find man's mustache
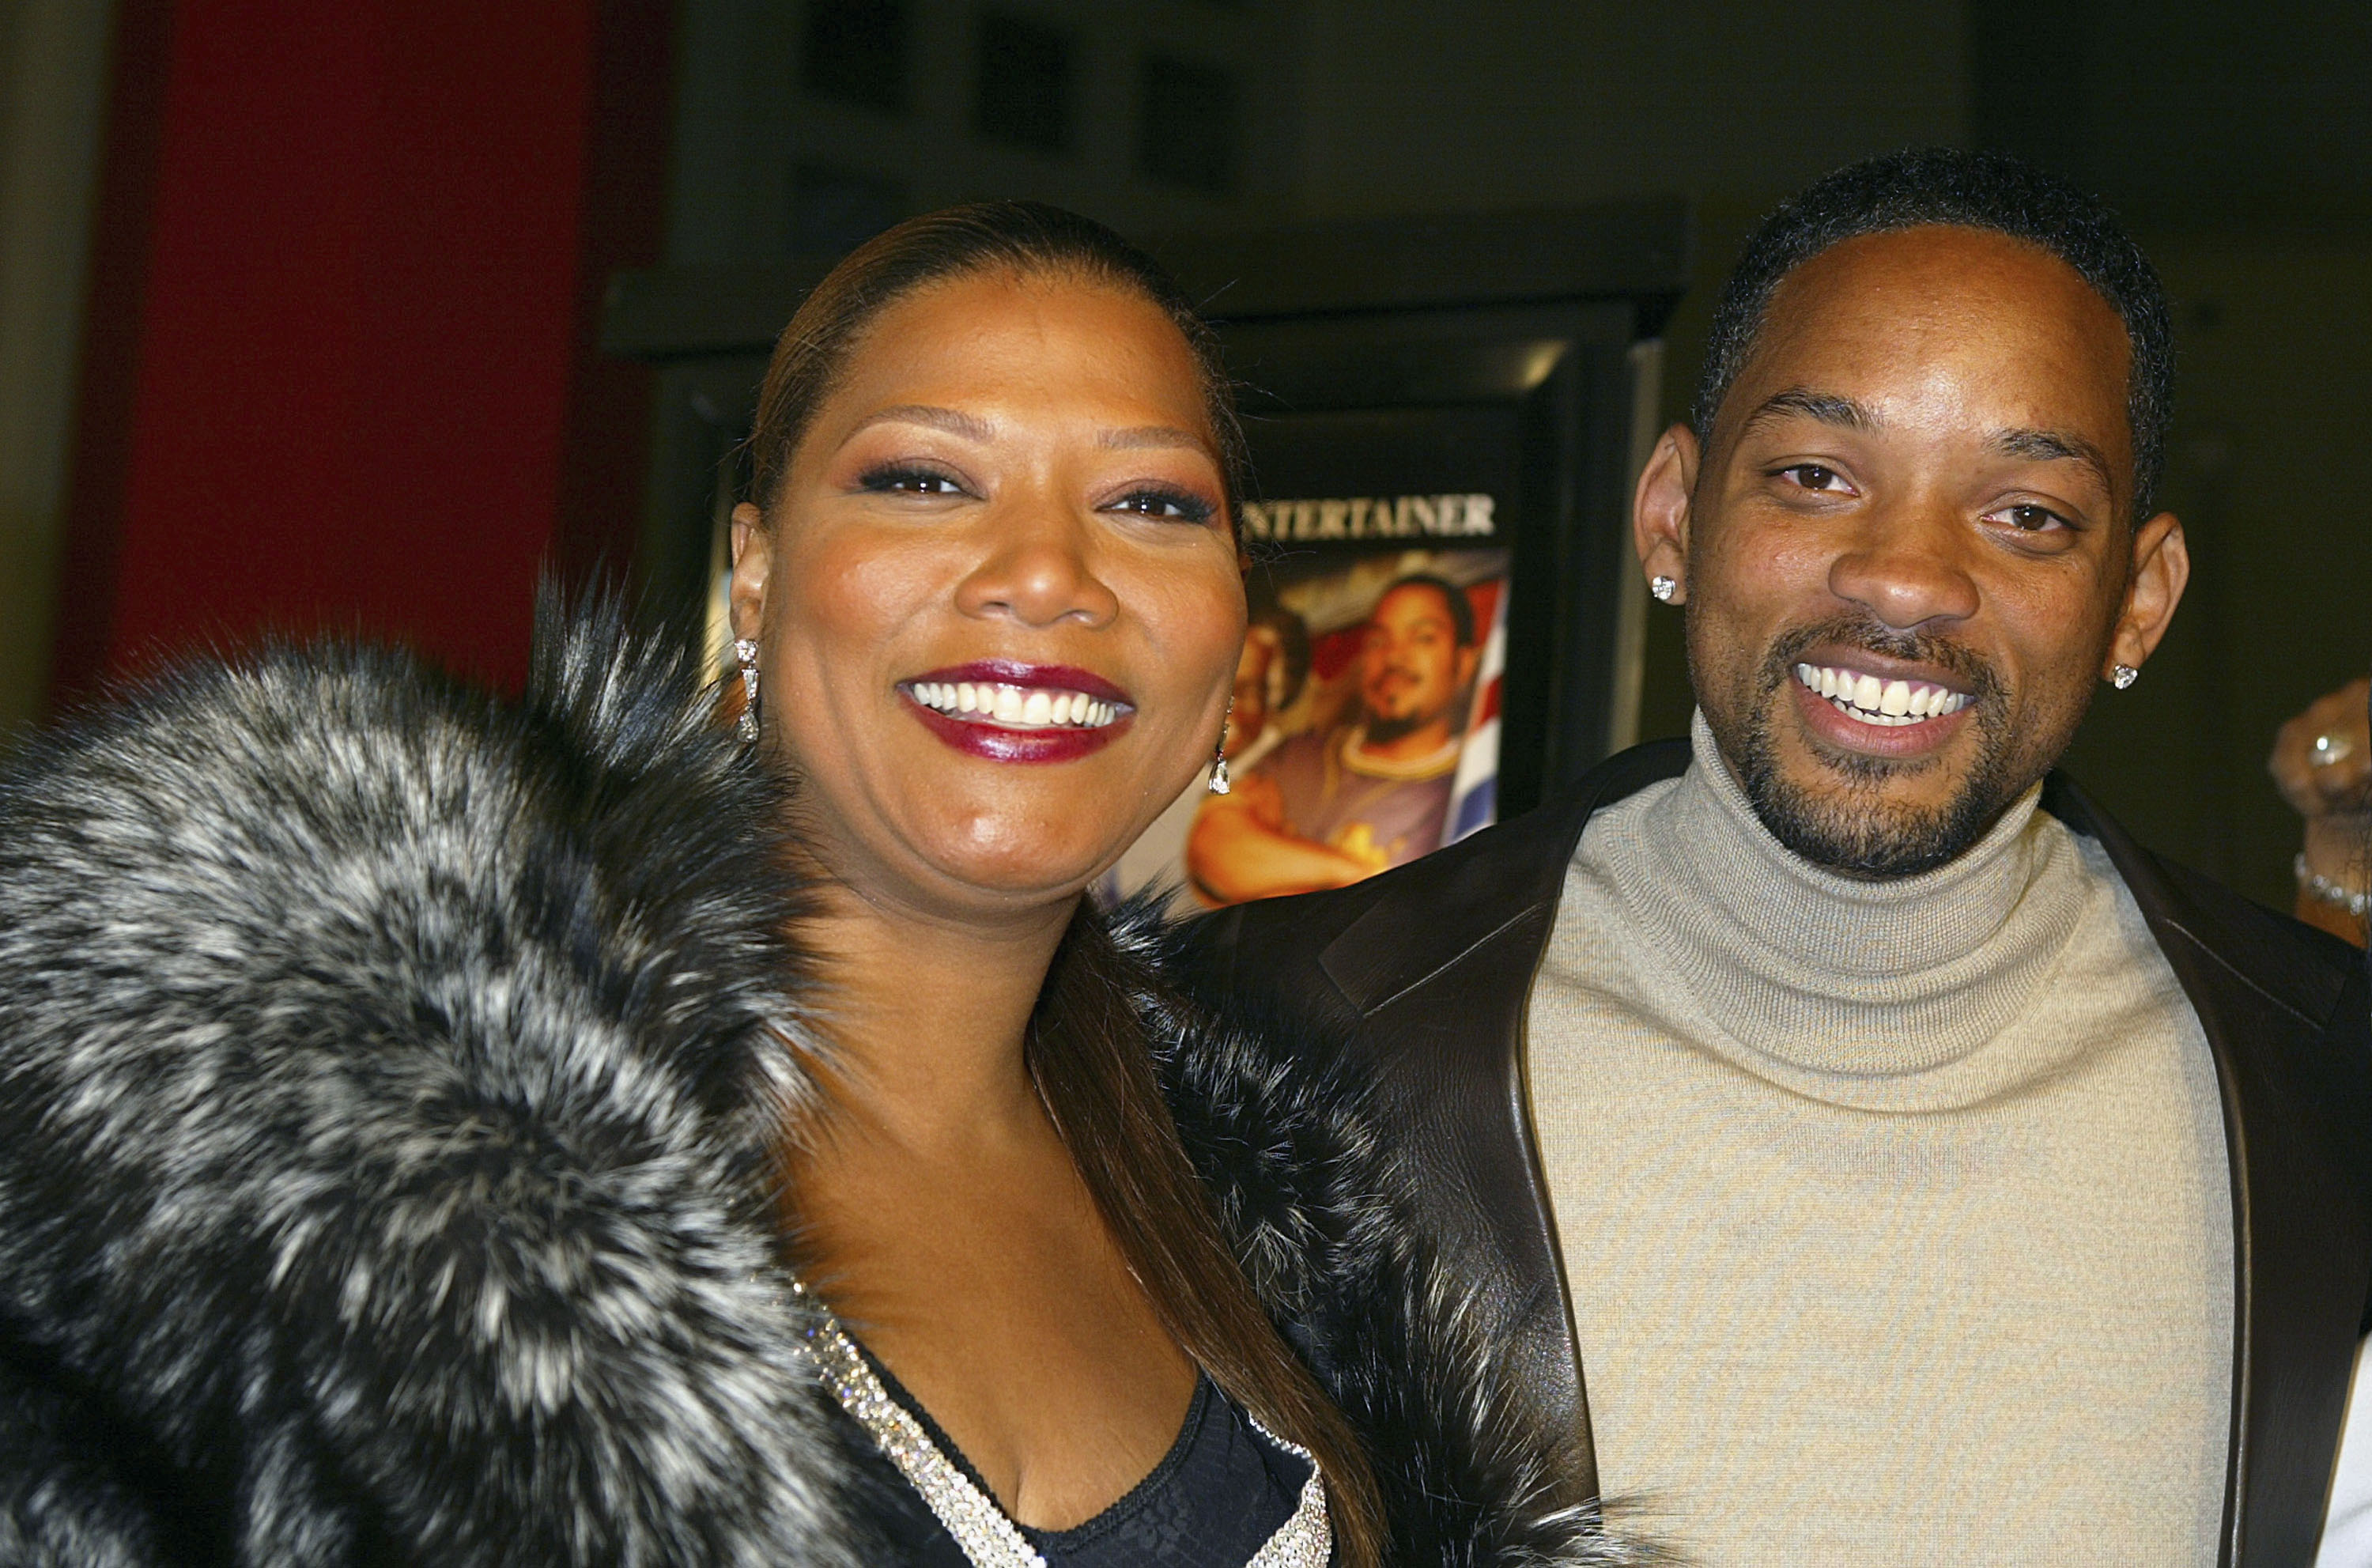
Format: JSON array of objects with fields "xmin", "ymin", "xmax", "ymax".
[{"xmin": 1760, "ymin": 613, "xmax": 2001, "ymax": 703}]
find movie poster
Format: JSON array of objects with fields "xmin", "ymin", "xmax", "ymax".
[{"xmin": 1101, "ymin": 489, "xmax": 1510, "ymax": 912}]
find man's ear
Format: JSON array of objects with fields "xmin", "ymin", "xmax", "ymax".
[
  {"xmin": 1456, "ymin": 643, "xmax": 1481, "ymax": 693},
  {"xmin": 727, "ymin": 501, "xmax": 769, "ymax": 642},
  {"xmin": 2105, "ymin": 511, "xmax": 2189, "ymax": 678},
  {"xmin": 1634, "ymin": 424, "xmax": 1700, "ymax": 603}
]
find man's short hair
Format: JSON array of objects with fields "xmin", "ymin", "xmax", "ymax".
[
  {"xmin": 1378, "ymin": 574, "xmax": 1476, "ymax": 648},
  {"xmin": 1692, "ymin": 149, "xmax": 2175, "ymax": 520}
]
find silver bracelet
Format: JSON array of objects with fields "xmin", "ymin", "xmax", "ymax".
[{"xmin": 2295, "ymin": 852, "xmax": 2372, "ymax": 918}]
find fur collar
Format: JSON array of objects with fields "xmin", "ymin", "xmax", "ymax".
[
  {"xmin": 0, "ymin": 599, "xmax": 1644, "ymax": 1565},
  {"xmin": 1116, "ymin": 910, "xmax": 1652, "ymax": 1565}
]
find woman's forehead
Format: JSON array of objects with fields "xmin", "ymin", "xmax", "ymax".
[{"xmin": 806, "ymin": 274, "xmax": 1218, "ymax": 446}]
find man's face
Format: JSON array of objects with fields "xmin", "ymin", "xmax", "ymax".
[
  {"xmin": 1656, "ymin": 225, "xmax": 2185, "ymax": 876},
  {"xmin": 1359, "ymin": 584, "xmax": 1470, "ymax": 742}
]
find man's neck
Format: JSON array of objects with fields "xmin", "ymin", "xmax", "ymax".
[
  {"xmin": 1354, "ymin": 714, "xmax": 1455, "ymax": 764},
  {"xmin": 1596, "ymin": 710, "xmax": 2068, "ymax": 1087}
]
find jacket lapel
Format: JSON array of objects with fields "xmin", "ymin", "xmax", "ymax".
[
  {"xmin": 1310, "ymin": 741, "xmax": 1692, "ymax": 1502},
  {"xmin": 2046, "ymin": 775, "xmax": 2372, "ymax": 1567}
]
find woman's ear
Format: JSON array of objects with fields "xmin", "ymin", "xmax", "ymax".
[{"xmin": 728, "ymin": 501, "xmax": 769, "ymax": 641}]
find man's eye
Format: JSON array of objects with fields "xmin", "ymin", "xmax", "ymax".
[
  {"xmin": 1996, "ymin": 503, "xmax": 2068, "ymax": 532},
  {"xmin": 1110, "ymin": 489, "xmax": 1216, "ymax": 524},
  {"xmin": 1777, "ymin": 463, "xmax": 1847, "ymax": 492}
]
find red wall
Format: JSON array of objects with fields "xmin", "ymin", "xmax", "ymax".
[{"xmin": 55, "ymin": 1, "xmax": 664, "ymax": 698}]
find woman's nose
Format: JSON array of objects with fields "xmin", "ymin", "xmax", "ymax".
[{"xmin": 951, "ymin": 500, "xmax": 1120, "ymax": 629}]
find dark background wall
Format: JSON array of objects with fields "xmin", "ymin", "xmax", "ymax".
[{"xmin": 1, "ymin": 0, "xmax": 2364, "ymax": 905}]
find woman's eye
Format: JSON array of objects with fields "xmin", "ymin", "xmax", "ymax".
[
  {"xmin": 1109, "ymin": 489, "xmax": 1217, "ymax": 524},
  {"xmin": 858, "ymin": 464, "xmax": 966, "ymax": 497}
]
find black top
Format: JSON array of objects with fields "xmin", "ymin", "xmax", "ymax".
[{"xmin": 856, "ymin": 1348, "xmax": 1312, "ymax": 1568}]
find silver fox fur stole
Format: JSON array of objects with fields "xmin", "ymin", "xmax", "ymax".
[{"xmin": 0, "ymin": 595, "xmax": 1650, "ymax": 1566}]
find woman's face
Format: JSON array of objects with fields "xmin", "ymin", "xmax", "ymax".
[{"xmin": 730, "ymin": 270, "xmax": 1246, "ymax": 923}]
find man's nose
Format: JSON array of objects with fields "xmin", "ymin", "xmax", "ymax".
[
  {"xmin": 952, "ymin": 497, "xmax": 1120, "ymax": 629},
  {"xmin": 1826, "ymin": 499, "xmax": 1981, "ymax": 632}
]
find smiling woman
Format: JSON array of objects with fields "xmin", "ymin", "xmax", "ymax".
[
  {"xmin": 0, "ymin": 201, "xmax": 1645, "ymax": 1566},
  {"xmin": 711, "ymin": 204, "xmax": 1639, "ymax": 1567},
  {"xmin": 725, "ymin": 210, "xmax": 1350, "ymax": 1564}
]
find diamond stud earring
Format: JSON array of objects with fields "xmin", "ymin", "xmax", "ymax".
[
  {"xmin": 734, "ymin": 638, "xmax": 761, "ymax": 740},
  {"xmin": 1649, "ymin": 574, "xmax": 1678, "ymax": 603},
  {"xmin": 2111, "ymin": 663, "xmax": 2139, "ymax": 690}
]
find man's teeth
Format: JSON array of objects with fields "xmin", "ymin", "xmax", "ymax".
[
  {"xmin": 1793, "ymin": 663, "xmax": 1972, "ymax": 727},
  {"xmin": 907, "ymin": 680, "xmax": 1121, "ymax": 729}
]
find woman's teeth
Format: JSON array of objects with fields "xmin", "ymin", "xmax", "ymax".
[
  {"xmin": 1794, "ymin": 663, "xmax": 1972, "ymax": 727},
  {"xmin": 907, "ymin": 680, "xmax": 1121, "ymax": 729}
]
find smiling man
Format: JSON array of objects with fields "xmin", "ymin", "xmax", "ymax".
[{"xmin": 1184, "ymin": 151, "xmax": 2372, "ymax": 1565}]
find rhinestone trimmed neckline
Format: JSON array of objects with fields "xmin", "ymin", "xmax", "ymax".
[{"xmin": 790, "ymin": 1277, "xmax": 1331, "ymax": 1568}]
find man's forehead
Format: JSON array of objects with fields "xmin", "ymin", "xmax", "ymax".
[
  {"xmin": 1718, "ymin": 225, "xmax": 2136, "ymax": 470},
  {"xmin": 1374, "ymin": 584, "xmax": 1455, "ymax": 622}
]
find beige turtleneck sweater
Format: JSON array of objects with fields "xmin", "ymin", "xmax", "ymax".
[{"xmin": 1528, "ymin": 714, "xmax": 2232, "ymax": 1565}]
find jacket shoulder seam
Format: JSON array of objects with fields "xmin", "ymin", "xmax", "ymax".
[
  {"xmin": 1350, "ymin": 898, "xmax": 1554, "ymax": 1018},
  {"xmin": 2154, "ymin": 914, "xmax": 2328, "ymax": 1030}
]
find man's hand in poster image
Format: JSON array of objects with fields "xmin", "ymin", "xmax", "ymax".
[{"xmin": 1188, "ymin": 575, "xmax": 1479, "ymax": 904}]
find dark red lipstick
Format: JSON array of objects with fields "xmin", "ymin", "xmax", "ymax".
[{"xmin": 899, "ymin": 660, "xmax": 1135, "ymax": 764}]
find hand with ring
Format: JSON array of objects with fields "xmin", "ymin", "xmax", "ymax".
[
  {"xmin": 2268, "ymin": 674, "xmax": 2370, "ymax": 942},
  {"xmin": 2269, "ymin": 675, "xmax": 2372, "ymax": 820}
]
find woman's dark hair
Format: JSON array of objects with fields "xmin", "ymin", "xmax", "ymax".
[
  {"xmin": 1694, "ymin": 147, "xmax": 2175, "ymax": 521},
  {"xmin": 746, "ymin": 200, "xmax": 1252, "ymax": 525},
  {"xmin": 750, "ymin": 202, "xmax": 1383, "ymax": 1565}
]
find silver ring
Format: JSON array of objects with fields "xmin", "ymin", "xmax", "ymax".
[{"xmin": 2311, "ymin": 733, "xmax": 2356, "ymax": 768}]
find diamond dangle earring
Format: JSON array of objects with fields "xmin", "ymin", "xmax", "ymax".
[
  {"xmin": 735, "ymin": 638, "xmax": 761, "ymax": 741},
  {"xmin": 1207, "ymin": 699, "xmax": 1233, "ymax": 795},
  {"xmin": 2111, "ymin": 663, "xmax": 2140, "ymax": 690}
]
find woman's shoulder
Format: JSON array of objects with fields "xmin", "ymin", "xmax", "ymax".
[{"xmin": 0, "ymin": 597, "xmax": 876, "ymax": 1565}]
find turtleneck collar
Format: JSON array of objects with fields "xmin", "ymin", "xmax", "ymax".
[{"xmin": 1601, "ymin": 712, "xmax": 2093, "ymax": 1101}]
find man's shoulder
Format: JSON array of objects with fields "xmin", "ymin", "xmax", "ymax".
[
  {"xmin": 2044, "ymin": 771, "xmax": 2363, "ymax": 1031},
  {"xmin": 2154, "ymin": 847, "xmax": 2361, "ymax": 1015},
  {"xmin": 1182, "ymin": 738, "xmax": 1692, "ymax": 1010}
]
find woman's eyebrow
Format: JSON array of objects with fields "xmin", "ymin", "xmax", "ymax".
[
  {"xmin": 848, "ymin": 404, "xmax": 995, "ymax": 441},
  {"xmin": 1098, "ymin": 424, "xmax": 1213, "ymax": 454}
]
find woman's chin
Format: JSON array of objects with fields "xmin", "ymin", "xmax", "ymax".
[
  {"xmin": 902, "ymin": 836, "xmax": 1126, "ymax": 914},
  {"xmin": 815, "ymin": 788, "xmax": 1154, "ymax": 923}
]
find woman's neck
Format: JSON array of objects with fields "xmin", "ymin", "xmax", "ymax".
[{"xmin": 799, "ymin": 878, "xmax": 1077, "ymax": 1154}]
